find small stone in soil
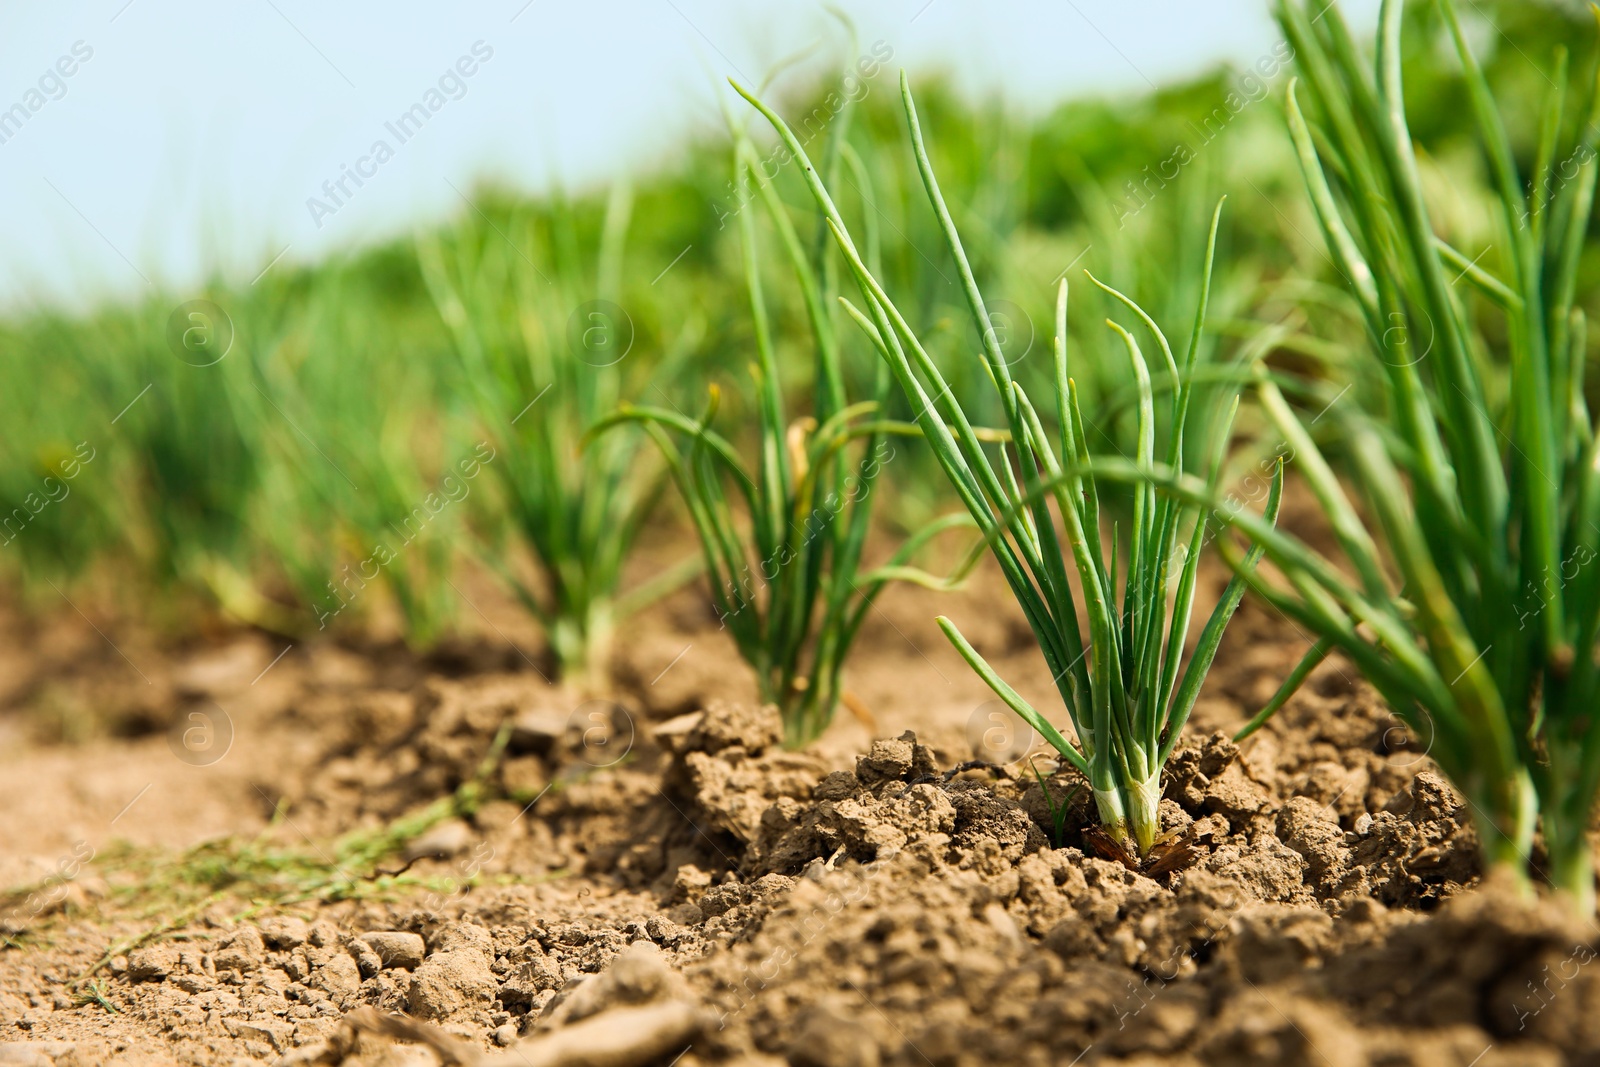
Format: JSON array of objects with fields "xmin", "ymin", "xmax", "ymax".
[
  {"xmin": 788, "ymin": 1003, "xmax": 880, "ymax": 1067},
  {"xmin": 404, "ymin": 819, "xmax": 474, "ymax": 861},
  {"xmin": 359, "ymin": 931, "xmax": 426, "ymax": 970},
  {"xmin": 258, "ymin": 916, "xmax": 309, "ymax": 949},
  {"xmin": 510, "ymin": 708, "xmax": 569, "ymax": 755},
  {"xmin": 126, "ymin": 946, "xmax": 177, "ymax": 982},
  {"xmin": 348, "ymin": 937, "xmax": 382, "ymax": 978}
]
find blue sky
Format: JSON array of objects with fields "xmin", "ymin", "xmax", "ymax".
[{"xmin": 0, "ymin": 1, "xmax": 1379, "ymax": 308}]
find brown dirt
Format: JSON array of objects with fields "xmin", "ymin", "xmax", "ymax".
[{"xmin": 0, "ymin": 553, "xmax": 1596, "ymax": 1067}]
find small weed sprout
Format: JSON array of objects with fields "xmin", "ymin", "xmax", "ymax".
[{"xmin": 1031, "ymin": 758, "xmax": 1080, "ymax": 849}]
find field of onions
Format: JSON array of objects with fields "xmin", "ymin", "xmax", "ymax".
[{"xmin": 2, "ymin": 2, "xmax": 1599, "ymax": 1065}]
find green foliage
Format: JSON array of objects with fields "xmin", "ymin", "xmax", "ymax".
[
  {"xmin": 739, "ymin": 73, "xmax": 1275, "ymax": 852},
  {"xmin": 595, "ymin": 82, "xmax": 968, "ymax": 745},
  {"xmin": 0, "ymin": 38, "xmax": 1336, "ymax": 638},
  {"xmin": 418, "ymin": 186, "xmax": 695, "ymax": 682},
  {"xmin": 1225, "ymin": 0, "xmax": 1600, "ymax": 908},
  {"xmin": 274, "ymin": 265, "xmax": 470, "ymax": 646},
  {"xmin": 4, "ymin": 292, "xmax": 274, "ymax": 623}
]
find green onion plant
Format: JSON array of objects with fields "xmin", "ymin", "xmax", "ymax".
[
  {"xmin": 78, "ymin": 294, "xmax": 271, "ymax": 627},
  {"xmin": 270, "ymin": 267, "xmax": 467, "ymax": 646},
  {"xmin": 739, "ymin": 73, "xmax": 1278, "ymax": 853},
  {"xmin": 0, "ymin": 315, "xmax": 121, "ymax": 595},
  {"xmin": 419, "ymin": 186, "xmax": 693, "ymax": 685},
  {"xmin": 593, "ymin": 86, "xmax": 969, "ymax": 746},
  {"xmin": 1224, "ymin": 0, "xmax": 1600, "ymax": 909}
]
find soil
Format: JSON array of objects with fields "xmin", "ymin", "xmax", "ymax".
[{"xmin": 1, "ymin": 541, "xmax": 1597, "ymax": 1067}]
